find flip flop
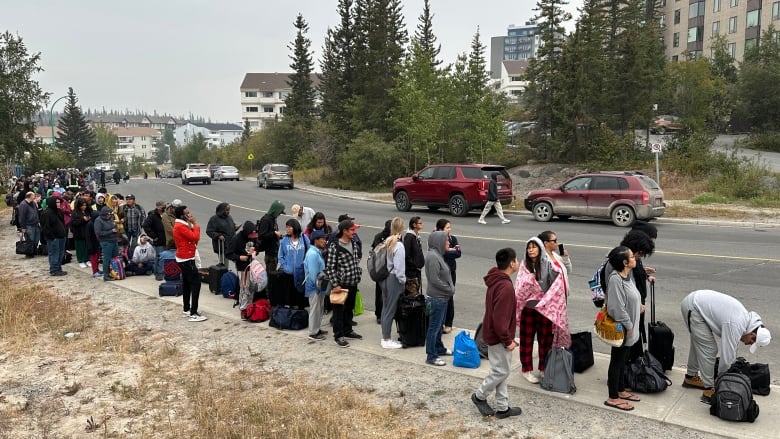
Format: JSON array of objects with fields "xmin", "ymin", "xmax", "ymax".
[
  {"xmin": 619, "ymin": 393, "xmax": 640, "ymax": 402},
  {"xmin": 604, "ymin": 400, "xmax": 634, "ymax": 411}
]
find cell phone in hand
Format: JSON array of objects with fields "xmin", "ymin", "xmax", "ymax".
[{"xmin": 558, "ymin": 243, "xmax": 565, "ymax": 255}]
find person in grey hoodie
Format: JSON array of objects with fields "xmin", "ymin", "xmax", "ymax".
[
  {"xmin": 424, "ymin": 230, "xmax": 455, "ymax": 366},
  {"xmin": 94, "ymin": 206, "xmax": 120, "ymax": 281}
]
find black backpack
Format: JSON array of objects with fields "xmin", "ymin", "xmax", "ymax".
[{"xmin": 710, "ymin": 372, "xmax": 759, "ymax": 422}]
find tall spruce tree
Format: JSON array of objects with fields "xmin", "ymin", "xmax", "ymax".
[
  {"xmin": 319, "ymin": 0, "xmax": 356, "ymax": 149},
  {"xmin": 286, "ymin": 14, "xmax": 317, "ymax": 124},
  {"xmin": 56, "ymin": 87, "xmax": 98, "ymax": 168},
  {"xmin": 241, "ymin": 118, "xmax": 251, "ymax": 143}
]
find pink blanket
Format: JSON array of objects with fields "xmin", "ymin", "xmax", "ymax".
[{"xmin": 515, "ymin": 262, "xmax": 571, "ymax": 348}]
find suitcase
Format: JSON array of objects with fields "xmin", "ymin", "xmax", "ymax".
[
  {"xmin": 198, "ymin": 267, "xmax": 210, "ymax": 283},
  {"xmin": 648, "ymin": 282, "xmax": 675, "ymax": 371},
  {"xmin": 158, "ymin": 280, "xmax": 183, "ymax": 297},
  {"xmin": 267, "ymin": 270, "xmax": 308, "ymax": 308},
  {"xmin": 395, "ymin": 294, "xmax": 427, "ymax": 348},
  {"xmin": 162, "ymin": 258, "xmax": 182, "ymax": 281},
  {"xmin": 209, "ymin": 240, "xmax": 229, "ymax": 294}
]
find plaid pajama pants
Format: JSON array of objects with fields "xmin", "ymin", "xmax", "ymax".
[{"xmin": 518, "ymin": 306, "xmax": 554, "ymax": 372}]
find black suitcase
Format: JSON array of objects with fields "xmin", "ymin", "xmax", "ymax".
[
  {"xmin": 267, "ymin": 270, "xmax": 307, "ymax": 308},
  {"xmin": 208, "ymin": 240, "xmax": 228, "ymax": 294},
  {"xmin": 395, "ymin": 294, "xmax": 427, "ymax": 348},
  {"xmin": 648, "ymin": 282, "xmax": 675, "ymax": 371},
  {"xmin": 158, "ymin": 280, "xmax": 183, "ymax": 297}
]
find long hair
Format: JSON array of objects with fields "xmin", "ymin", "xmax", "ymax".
[
  {"xmin": 524, "ymin": 240, "xmax": 542, "ymax": 281},
  {"xmin": 306, "ymin": 211, "xmax": 329, "ymax": 234},
  {"xmin": 285, "ymin": 218, "xmax": 302, "ymax": 238},
  {"xmin": 435, "ymin": 218, "xmax": 450, "ymax": 231},
  {"xmin": 384, "ymin": 217, "xmax": 405, "ymax": 256}
]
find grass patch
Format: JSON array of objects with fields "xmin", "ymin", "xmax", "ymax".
[{"xmin": 691, "ymin": 192, "xmax": 736, "ymax": 204}]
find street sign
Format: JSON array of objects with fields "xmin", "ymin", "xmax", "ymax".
[
  {"xmin": 247, "ymin": 153, "xmax": 254, "ymax": 160},
  {"xmin": 651, "ymin": 143, "xmax": 662, "ymax": 153}
]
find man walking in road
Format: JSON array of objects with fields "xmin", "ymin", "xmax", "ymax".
[{"xmin": 478, "ymin": 173, "xmax": 510, "ymax": 225}]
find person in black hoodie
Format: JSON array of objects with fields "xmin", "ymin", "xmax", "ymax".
[
  {"xmin": 142, "ymin": 201, "xmax": 167, "ymax": 280},
  {"xmin": 206, "ymin": 202, "xmax": 237, "ymax": 265},
  {"xmin": 256, "ymin": 200, "xmax": 284, "ymax": 269},
  {"xmin": 226, "ymin": 220, "xmax": 258, "ymax": 273},
  {"xmin": 402, "ymin": 216, "xmax": 425, "ymax": 295},
  {"xmin": 477, "ymin": 173, "xmax": 510, "ymax": 225},
  {"xmin": 70, "ymin": 197, "xmax": 93, "ymax": 267},
  {"xmin": 40, "ymin": 196, "xmax": 68, "ymax": 276}
]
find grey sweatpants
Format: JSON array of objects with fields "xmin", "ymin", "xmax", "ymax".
[
  {"xmin": 308, "ymin": 293, "xmax": 325, "ymax": 337},
  {"xmin": 681, "ymin": 298, "xmax": 718, "ymax": 388},
  {"xmin": 381, "ymin": 273, "xmax": 404, "ymax": 340},
  {"xmin": 475, "ymin": 343, "xmax": 512, "ymax": 411}
]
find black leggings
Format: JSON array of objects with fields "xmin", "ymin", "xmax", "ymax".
[
  {"xmin": 178, "ymin": 259, "xmax": 201, "ymax": 315},
  {"xmin": 608, "ymin": 345, "xmax": 631, "ymax": 399}
]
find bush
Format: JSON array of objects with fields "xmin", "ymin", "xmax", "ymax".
[
  {"xmin": 337, "ymin": 131, "xmax": 403, "ymax": 190},
  {"xmin": 581, "ymin": 128, "xmax": 653, "ymax": 170},
  {"xmin": 740, "ymin": 131, "xmax": 780, "ymax": 153},
  {"xmin": 661, "ymin": 130, "xmax": 717, "ymax": 177},
  {"xmin": 707, "ymin": 149, "xmax": 772, "ymax": 199}
]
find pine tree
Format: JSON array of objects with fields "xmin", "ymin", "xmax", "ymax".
[
  {"xmin": 414, "ymin": 0, "xmax": 441, "ymax": 68},
  {"xmin": 286, "ymin": 13, "xmax": 317, "ymax": 123},
  {"xmin": 319, "ymin": 0, "xmax": 356, "ymax": 148},
  {"xmin": 241, "ymin": 118, "xmax": 251, "ymax": 143},
  {"xmin": 56, "ymin": 87, "xmax": 98, "ymax": 169}
]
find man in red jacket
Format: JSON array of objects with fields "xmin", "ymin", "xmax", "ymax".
[{"xmin": 472, "ymin": 248, "xmax": 521, "ymax": 419}]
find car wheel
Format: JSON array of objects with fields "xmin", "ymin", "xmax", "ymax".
[
  {"xmin": 427, "ymin": 206, "xmax": 440, "ymax": 211},
  {"xmin": 394, "ymin": 191, "xmax": 411, "ymax": 212},
  {"xmin": 532, "ymin": 202, "xmax": 553, "ymax": 222},
  {"xmin": 263, "ymin": 179, "xmax": 268, "ymax": 189},
  {"xmin": 257, "ymin": 178, "xmax": 261, "ymax": 188},
  {"xmin": 206, "ymin": 179, "xmax": 211, "ymax": 185},
  {"xmin": 449, "ymin": 194, "xmax": 469, "ymax": 217},
  {"xmin": 289, "ymin": 183, "xmax": 294, "ymax": 189},
  {"xmin": 611, "ymin": 205, "xmax": 635, "ymax": 227}
]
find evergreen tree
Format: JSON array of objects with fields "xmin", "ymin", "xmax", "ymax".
[
  {"xmin": 319, "ymin": 0, "xmax": 355, "ymax": 137},
  {"xmin": 414, "ymin": 0, "xmax": 441, "ymax": 68},
  {"xmin": 56, "ymin": 87, "xmax": 98, "ymax": 168},
  {"xmin": 241, "ymin": 118, "xmax": 251, "ymax": 143},
  {"xmin": 735, "ymin": 25, "xmax": 780, "ymax": 131},
  {"xmin": 286, "ymin": 13, "xmax": 317, "ymax": 123},
  {"xmin": 0, "ymin": 31, "xmax": 49, "ymax": 161}
]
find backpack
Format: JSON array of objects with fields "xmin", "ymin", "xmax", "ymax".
[
  {"xmin": 366, "ymin": 242, "xmax": 390, "ymax": 282},
  {"xmin": 588, "ymin": 258, "xmax": 609, "ymax": 308},
  {"xmin": 220, "ymin": 271, "xmax": 240, "ymax": 299},
  {"xmin": 710, "ymin": 372, "xmax": 759, "ymax": 422},
  {"xmin": 241, "ymin": 299, "xmax": 271, "ymax": 322}
]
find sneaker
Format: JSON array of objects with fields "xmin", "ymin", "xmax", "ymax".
[
  {"xmin": 495, "ymin": 407, "xmax": 522, "ymax": 419},
  {"xmin": 344, "ymin": 331, "xmax": 363, "ymax": 340},
  {"xmin": 351, "ymin": 320, "xmax": 358, "ymax": 326},
  {"xmin": 182, "ymin": 310, "xmax": 191, "ymax": 317},
  {"xmin": 86, "ymin": 261, "xmax": 92, "ymax": 267},
  {"xmin": 376, "ymin": 317, "xmax": 381, "ymax": 324},
  {"xmin": 438, "ymin": 348, "xmax": 453, "ymax": 356},
  {"xmin": 335, "ymin": 337, "xmax": 350, "ymax": 348},
  {"xmin": 316, "ymin": 329, "xmax": 329, "ymax": 336},
  {"xmin": 93, "ymin": 272, "xmax": 102, "ymax": 278},
  {"xmin": 308, "ymin": 333, "xmax": 326, "ymax": 341},
  {"xmin": 522, "ymin": 371, "xmax": 540, "ymax": 384},
  {"xmin": 683, "ymin": 374, "xmax": 705, "ymax": 389},
  {"xmin": 534, "ymin": 370, "xmax": 544, "ymax": 380},
  {"xmin": 381, "ymin": 339, "xmax": 403, "ymax": 349},
  {"xmin": 189, "ymin": 313, "xmax": 207, "ymax": 322},
  {"xmin": 51, "ymin": 271, "xmax": 67, "ymax": 276},
  {"xmin": 103, "ymin": 277, "xmax": 114, "ymax": 282},
  {"xmin": 155, "ymin": 275, "xmax": 164, "ymax": 281},
  {"xmin": 79, "ymin": 262, "xmax": 87, "ymax": 268},
  {"xmin": 501, "ymin": 219, "xmax": 511, "ymax": 224},
  {"xmin": 471, "ymin": 393, "xmax": 495, "ymax": 416},
  {"xmin": 701, "ymin": 388, "xmax": 714, "ymax": 404},
  {"xmin": 477, "ymin": 219, "xmax": 487, "ymax": 225}
]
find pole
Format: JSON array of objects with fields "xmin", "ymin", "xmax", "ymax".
[
  {"xmin": 655, "ymin": 152, "xmax": 660, "ymax": 184},
  {"xmin": 49, "ymin": 95, "xmax": 69, "ymax": 147}
]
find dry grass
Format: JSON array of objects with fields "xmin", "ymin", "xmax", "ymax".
[
  {"xmin": 658, "ymin": 172, "xmax": 709, "ymax": 200},
  {"xmin": 0, "ymin": 274, "xmax": 469, "ymax": 438}
]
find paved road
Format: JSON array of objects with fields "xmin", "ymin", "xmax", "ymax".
[{"xmin": 118, "ymin": 177, "xmax": 780, "ymax": 381}]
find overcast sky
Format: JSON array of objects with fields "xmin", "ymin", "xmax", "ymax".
[{"xmin": 5, "ymin": 0, "xmax": 582, "ymax": 123}]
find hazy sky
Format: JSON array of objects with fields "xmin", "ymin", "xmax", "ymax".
[{"xmin": 5, "ymin": 0, "xmax": 582, "ymax": 123}]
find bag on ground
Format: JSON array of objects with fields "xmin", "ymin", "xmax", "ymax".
[
  {"xmin": 570, "ymin": 331, "xmax": 594, "ymax": 373},
  {"xmin": 241, "ymin": 299, "xmax": 271, "ymax": 322},
  {"xmin": 15, "ymin": 234, "xmax": 35, "ymax": 256},
  {"xmin": 158, "ymin": 280, "xmax": 183, "ymax": 297},
  {"xmin": 366, "ymin": 242, "xmax": 390, "ymax": 282},
  {"xmin": 452, "ymin": 330, "xmax": 480, "ymax": 368},
  {"xmin": 395, "ymin": 294, "xmax": 427, "ymax": 348},
  {"xmin": 710, "ymin": 372, "xmax": 759, "ymax": 422},
  {"xmin": 220, "ymin": 271, "xmax": 239, "ymax": 299},
  {"xmin": 162, "ymin": 258, "xmax": 182, "ymax": 281},
  {"xmin": 647, "ymin": 282, "xmax": 675, "ymax": 371},
  {"xmin": 541, "ymin": 347, "xmax": 577, "ymax": 394},
  {"xmin": 269, "ymin": 306, "xmax": 308, "ymax": 330},
  {"xmin": 109, "ymin": 256, "xmax": 125, "ymax": 280},
  {"xmin": 353, "ymin": 290, "xmax": 364, "ymax": 316},
  {"xmin": 623, "ymin": 348, "xmax": 672, "ymax": 393},
  {"xmin": 728, "ymin": 357, "xmax": 771, "ymax": 396}
]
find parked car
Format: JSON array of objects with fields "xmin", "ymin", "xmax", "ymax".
[
  {"xmin": 213, "ymin": 166, "xmax": 240, "ymax": 181},
  {"xmin": 181, "ymin": 163, "xmax": 211, "ymax": 185},
  {"xmin": 165, "ymin": 169, "xmax": 181, "ymax": 179},
  {"xmin": 650, "ymin": 115, "xmax": 683, "ymax": 134},
  {"xmin": 257, "ymin": 163, "xmax": 293, "ymax": 189},
  {"xmin": 392, "ymin": 164, "xmax": 513, "ymax": 217},
  {"xmin": 523, "ymin": 171, "xmax": 665, "ymax": 227},
  {"xmin": 207, "ymin": 163, "xmax": 222, "ymax": 177}
]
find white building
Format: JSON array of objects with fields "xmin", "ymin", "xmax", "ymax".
[
  {"xmin": 240, "ymin": 72, "xmax": 320, "ymax": 131},
  {"xmin": 174, "ymin": 122, "xmax": 243, "ymax": 148},
  {"xmin": 496, "ymin": 60, "xmax": 529, "ymax": 103},
  {"xmin": 113, "ymin": 127, "xmax": 162, "ymax": 162}
]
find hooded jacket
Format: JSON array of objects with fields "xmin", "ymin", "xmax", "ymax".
[
  {"xmin": 132, "ymin": 234, "xmax": 156, "ymax": 263},
  {"xmin": 70, "ymin": 199, "xmax": 93, "ymax": 240},
  {"xmin": 226, "ymin": 220, "xmax": 257, "ymax": 272},
  {"xmin": 206, "ymin": 202, "xmax": 237, "ymax": 253},
  {"xmin": 425, "ymin": 231, "xmax": 454, "ymax": 299},
  {"xmin": 40, "ymin": 196, "xmax": 66, "ymax": 240},
  {"xmin": 173, "ymin": 219, "xmax": 200, "ymax": 261},
  {"xmin": 94, "ymin": 206, "xmax": 119, "ymax": 242},
  {"xmin": 257, "ymin": 200, "xmax": 284, "ymax": 253},
  {"xmin": 403, "ymin": 229, "xmax": 425, "ymax": 279},
  {"xmin": 481, "ymin": 267, "xmax": 517, "ymax": 347},
  {"xmin": 487, "ymin": 173, "xmax": 499, "ymax": 201}
]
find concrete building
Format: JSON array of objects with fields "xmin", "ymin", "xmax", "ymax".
[
  {"xmin": 113, "ymin": 127, "xmax": 162, "ymax": 162},
  {"xmin": 174, "ymin": 122, "xmax": 243, "ymax": 148},
  {"xmin": 88, "ymin": 113, "xmax": 181, "ymax": 131},
  {"xmin": 659, "ymin": 0, "xmax": 780, "ymax": 62},
  {"xmin": 490, "ymin": 21, "xmax": 541, "ymax": 78},
  {"xmin": 239, "ymin": 72, "xmax": 320, "ymax": 131},
  {"xmin": 495, "ymin": 60, "xmax": 530, "ymax": 103}
]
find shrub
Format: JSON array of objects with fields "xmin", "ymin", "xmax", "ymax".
[
  {"xmin": 661, "ymin": 130, "xmax": 717, "ymax": 177},
  {"xmin": 581, "ymin": 128, "xmax": 653, "ymax": 170},
  {"xmin": 740, "ymin": 131, "xmax": 780, "ymax": 153},
  {"xmin": 338, "ymin": 131, "xmax": 403, "ymax": 190}
]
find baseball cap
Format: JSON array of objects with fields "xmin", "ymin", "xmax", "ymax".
[
  {"xmin": 750, "ymin": 327, "xmax": 771, "ymax": 354},
  {"xmin": 338, "ymin": 219, "xmax": 360, "ymax": 232},
  {"xmin": 168, "ymin": 199, "xmax": 182, "ymax": 208},
  {"xmin": 338, "ymin": 213, "xmax": 355, "ymax": 222},
  {"xmin": 126, "ymin": 194, "xmax": 135, "ymax": 200},
  {"xmin": 291, "ymin": 204, "xmax": 302, "ymax": 215},
  {"xmin": 311, "ymin": 230, "xmax": 327, "ymax": 241}
]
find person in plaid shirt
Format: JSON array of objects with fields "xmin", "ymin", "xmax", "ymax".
[
  {"xmin": 122, "ymin": 194, "xmax": 146, "ymax": 240},
  {"xmin": 324, "ymin": 219, "xmax": 363, "ymax": 347}
]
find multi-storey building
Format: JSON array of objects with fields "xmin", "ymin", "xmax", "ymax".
[
  {"xmin": 493, "ymin": 60, "xmax": 529, "ymax": 103},
  {"xmin": 490, "ymin": 21, "xmax": 541, "ymax": 78},
  {"xmin": 113, "ymin": 127, "xmax": 162, "ymax": 161},
  {"xmin": 240, "ymin": 73, "xmax": 320, "ymax": 131},
  {"xmin": 660, "ymin": 0, "xmax": 780, "ymax": 62},
  {"xmin": 174, "ymin": 122, "xmax": 243, "ymax": 148}
]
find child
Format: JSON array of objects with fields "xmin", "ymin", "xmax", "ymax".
[
  {"xmin": 471, "ymin": 248, "xmax": 522, "ymax": 419},
  {"xmin": 129, "ymin": 234, "xmax": 155, "ymax": 275}
]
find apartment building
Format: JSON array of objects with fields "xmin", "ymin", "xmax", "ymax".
[
  {"xmin": 494, "ymin": 60, "xmax": 530, "ymax": 103},
  {"xmin": 113, "ymin": 127, "xmax": 162, "ymax": 161},
  {"xmin": 173, "ymin": 122, "xmax": 242, "ymax": 148},
  {"xmin": 240, "ymin": 73, "xmax": 320, "ymax": 131},
  {"xmin": 660, "ymin": 0, "xmax": 780, "ymax": 62},
  {"xmin": 88, "ymin": 113, "xmax": 181, "ymax": 131},
  {"xmin": 490, "ymin": 21, "xmax": 541, "ymax": 79}
]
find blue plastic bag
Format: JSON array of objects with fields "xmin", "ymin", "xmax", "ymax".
[{"xmin": 453, "ymin": 330, "xmax": 481, "ymax": 369}]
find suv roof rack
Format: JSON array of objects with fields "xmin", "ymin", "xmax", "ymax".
[{"xmin": 597, "ymin": 171, "xmax": 645, "ymax": 175}]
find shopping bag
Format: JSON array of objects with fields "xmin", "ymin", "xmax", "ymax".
[
  {"xmin": 453, "ymin": 330, "xmax": 480, "ymax": 369},
  {"xmin": 353, "ymin": 290, "xmax": 364, "ymax": 316}
]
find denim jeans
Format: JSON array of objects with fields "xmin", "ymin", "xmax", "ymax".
[
  {"xmin": 425, "ymin": 296, "xmax": 449, "ymax": 363},
  {"xmin": 154, "ymin": 246, "xmax": 166, "ymax": 277},
  {"xmin": 100, "ymin": 240, "xmax": 119, "ymax": 280},
  {"xmin": 26, "ymin": 225, "xmax": 41, "ymax": 251},
  {"xmin": 47, "ymin": 237, "xmax": 65, "ymax": 274}
]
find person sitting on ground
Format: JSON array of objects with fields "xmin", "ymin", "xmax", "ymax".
[{"xmin": 129, "ymin": 233, "xmax": 156, "ymax": 275}]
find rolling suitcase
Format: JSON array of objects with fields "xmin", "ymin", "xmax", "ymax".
[
  {"xmin": 267, "ymin": 270, "xmax": 307, "ymax": 308},
  {"xmin": 158, "ymin": 280, "xmax": 183, "ymax": 297},
  {"xmin": 209, "ymin": 240, "xmax": 229, "ymax": 294},
  {"xmin": 395, "ymin": 294, "xmax": 427, "ymax": 348},
  {"xmin": 648, "ymin": 282, "xmax": 675, "ymax": 371}
]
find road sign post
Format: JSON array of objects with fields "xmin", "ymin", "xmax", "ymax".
[
  {"xmin": 247, "ymin": 153, "xmax": 254, "ymax": 173},
  {"xmin": 651, "ymin": 143, "xmax": 662, "ymax": 183}
]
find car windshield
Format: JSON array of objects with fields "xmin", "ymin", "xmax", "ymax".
[
  {"xmin": 221, "ymin": 166, "xmax": 237, "ymax": 172},
  {"xmin": 270, "ymin": 165, "xmax": 290, "ymax": 173}
]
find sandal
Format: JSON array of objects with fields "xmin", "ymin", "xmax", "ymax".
[
  {"xmin": 619, "ymin": 392, "xmax": 640, "ymax": 402},
  {"xmin": 604, "ymin": 400, "xmax": 634, "ymax": 411},
  {"xmin": 427, "ymin": 358, "xmax": 446, "ymax": 366}
]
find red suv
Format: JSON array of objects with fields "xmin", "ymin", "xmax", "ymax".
[
  {"xmin": 393, "ymin": 164, "xmax": 513, "ymax": 217},
  {"xmin": 524, "ymin": 171, "xmax": 665, "ymax": 226}
]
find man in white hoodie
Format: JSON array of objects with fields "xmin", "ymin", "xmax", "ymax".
[{"xmin": 130, "ymin": 233, "xmax": 156, "ymax": 275}]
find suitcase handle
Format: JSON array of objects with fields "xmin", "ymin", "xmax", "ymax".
[
  {"xmin": 650, "ymin": 280, "xmax": 656, "ymax": 324},
  {"xmin": 218, "ymin": 238, "xmax": 225, "ymax": 265}
]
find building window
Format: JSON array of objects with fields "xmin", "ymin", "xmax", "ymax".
[
  {"xmin": 244, "ymin": 91, "xmax": 257, "ymax": 98},
  {"xmin": 263, "ymin": 92, "xmax": 273, "ymax": 98},
  {"xmin": 689, "ymin": 1, "xmax": 705, "ymax": 17},
  {"xmin": 730, "ymin": 0, "xmax": 738, "ymax": 6},
  {"xmin": 746, "ymin": 10, "xmax": 760, "ymax": 28},
  {"xmin": 249, "ymin": 121, "xmax": 259, "ymax": 127},
  {"xmin": 774, "ymin": 2, "xmax": 780, "ymax": 20},
  {"xmin": 660, "ymin": 14, "xmax": 666, "ymax": 27},
  {"xmin": 673, "ymin": 32, "xmax": 680, "ymax": 47},
  {"xmin": 729, "ymin": 16, "xmax": 737, "ymax": 33},
  {"xmin": 263, "ymin": 106, "xmax": 274, "ymax": 113},
  {"xmin": 728, "ymin": 42, "xmax": 736, "ymax": 57},
  {"xmin": 674, "ymin": 9, "xmax": 681, "ymax": 24},
  {"xmin": 245, "ymin": 106, "xmax": 258, "ymax": 112},
  {"xmin": 714, "ymin": 0, "xmax": 721, "ymax": 12},
  {"xmin": 713, "ymin": 21, "xmax": 720, "ymax": 35},
  {"xmin": 745, "ymin": 38, "xmax": 758, "ymax": 51},
  {"xmin": 688, "ymin": 26, "xmax": 704, "ymax": 43},
  {"xmin": 672, "ymin": 55, "xmax": 679, "ymax": 62}
]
